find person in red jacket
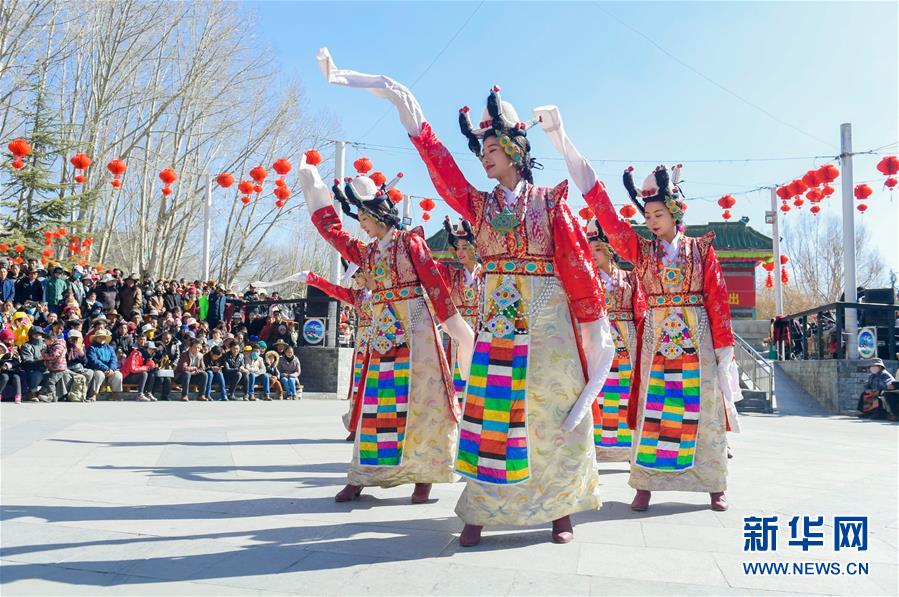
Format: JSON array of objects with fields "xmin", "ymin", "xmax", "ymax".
[{"xmin": 120, "ymin": 335, "xmax": 156, "ymax": 401}]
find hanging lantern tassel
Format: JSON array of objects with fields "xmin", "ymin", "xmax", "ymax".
[
  {"xmin": 765, "ymin": 272, "xmax": 773, "ymax": 289},
  {"xmin": 884, "ymin": 177, "xmax": 897, "ymax": 190},
  {"xmin": 781, "ymin": 268, "xmax": 789, "ymax": 285}
]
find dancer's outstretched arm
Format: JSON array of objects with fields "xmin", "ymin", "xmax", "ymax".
[
  {"xmin": 318, "ymin": 48, "xmax": 479, "ymax": 222},
  {"xmin": 535, "ymin": 105, "xmax": 643, "ymax": 265}
]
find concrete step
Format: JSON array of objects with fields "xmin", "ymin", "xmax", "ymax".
[{"xmin": 737, "ymin": 389, "xmax": 773, "ymax": 414}]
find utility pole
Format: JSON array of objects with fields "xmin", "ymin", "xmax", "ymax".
[
  {"xmin": 770, "ymin": 187, "xmax": 784, "ymax": 316},
  {"xmin": 203, "ymin": 174, "xmax": 212, "ymax": 281},
  {"xmin": 326, "ymin": 141, "xmax": 347, "ymax": 348},
  {"xmin": 840, "ymin": 123, "xmax": 858, "ymax": 359}
]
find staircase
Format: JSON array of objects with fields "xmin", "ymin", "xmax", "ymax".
[{"xmin": 734, "ymin": 332, "xmax": 776, "ymax": 413}]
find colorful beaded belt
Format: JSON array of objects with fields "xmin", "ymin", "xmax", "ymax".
[
  {"xmin": 371, "ymin": 284, "xmax": 423, "ymax": 305},
  {"xmin": 608, "ymin": 311, "xmax": 634, "ymax": 321},
  {"xmin": 482, "ymin": 257, "xmax": 555, "ymax": 277},
  {"xmin": 647, "ymin": 292, "xmax": 704, "ymax": 308},
  {"xmin": 459, "ymin": 306, "xmax": 478, "ymax": 318}
]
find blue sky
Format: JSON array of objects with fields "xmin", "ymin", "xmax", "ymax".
[{"xmin": 252, "ymin": 1, "xmax": 898, "ymax": 273}]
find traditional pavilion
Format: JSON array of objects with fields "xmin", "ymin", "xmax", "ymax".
[{"xmin": 426, "ymin": 216, "xmax": 773, "ymax": 319}]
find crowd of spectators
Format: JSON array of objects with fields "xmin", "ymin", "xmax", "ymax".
[{"xmin": 0, "ymin": 258, "xmax": 302, "ymax": 403}]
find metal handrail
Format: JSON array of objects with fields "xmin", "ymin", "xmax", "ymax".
[{"xmin": 734, "ymin": 332, "xmax": 776, "ymax": 412}]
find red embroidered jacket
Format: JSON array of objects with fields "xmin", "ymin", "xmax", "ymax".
[
  {"xmin": 585, "ymin": 181, "xmax": 735, "ymax": 349},
  {"xmin": 410, "ymin": 122, "xmax": 605, "ymax": 324},
  {"xmin": 306, "ymin": 272, "xmax": 371, "ymax": 326}
]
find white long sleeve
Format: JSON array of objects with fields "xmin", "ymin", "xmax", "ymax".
[
  {"xmin": 317, "ymin": 47, "xmax": 424, "ymax": 136},
  {"xmin": 563, "ymin": 317, "xmax": 615, "ymax": 432},
  {"xmin": 296, "ymin": 153, "xmax": 333, "ymax": 213},
  {"xmin": 715, "ymin": 345, "xmax": 743, "ymax": 433},
  {"xmin": 533, "ymin": 105, "xmax": 597, "ymax": 196}
]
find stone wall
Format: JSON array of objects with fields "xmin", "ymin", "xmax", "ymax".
[
  {"xmin": 297, "ymin": 346, "xmax": 354, "ymax": 397},
  {"xmin": 778, "ymin": 359, "xmax": 899, "ymax": 413}
]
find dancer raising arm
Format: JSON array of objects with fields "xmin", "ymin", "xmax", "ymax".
[{"xmin": 318, "ymin": 48, "xmax": 615, "ymax": 547}]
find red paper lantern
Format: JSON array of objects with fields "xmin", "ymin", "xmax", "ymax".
[
  {"xmin": 0, "ymin": 244, "xmax": 7, "ymax": 252},
  {"xmin": 14, "ymin": 256, "xmax": 22, "ymax": 264},
  {"xmin": 722, "ymin": 210, "xmax": 732, "ymax": 220},
  {"xmin": 387, "ymin": 188, "xmax": 403, "ymax": 203},
  {"xmin": 353, "ymin": 157, "xmax": 373, "ymax": 174},
  {"xmin": 43, "ymin": 238, "xmax": 52, "ymax": 246},
  {"xmin": 801, "ymin": 170, "xmax": 822, "ymax": 189},
  {"xmin": 856, "ymin": 203, "xmax": 868, "ymax": 213},
  {"xmin": 780, "ymin": 202, "xmax": 791, "ymax": 213},
  {"xmin": 70, "ymin": 153, "xmax": 92, "ymax": 170},
  {"xmin": 793, "ymin": 197, "xmax": 804, "ymax": 208},
  {"xmin": 275, "ymin": 199, "xmax": 285, "ymax": 208},
  {"xmin": 805, "ymin": 189, "xmax": 822, "ymax": 202},
  {"xmin": 788, "ymin": 179, "xmax": 808, "ymax": 197},
  {"xmin": 106, "ymin": 159, "xmax": 126, "ymax": 177},
  {"xmin": 272, "ymin": 159, "xmax": 292, "ymax": 175},
  {"xmin": 41, "ymin": 249, "xmax": 53, "ymax": 257},
  {"xmin": 821, "ymin": 184, "xmax": 835, "ymax": 197},
  {"xmin": 853, "ymin": 183, "xmax": 873, "ymax": 200},
  {"xmin": 619, "ymin": 204, "xmax": 637, "ymax": 219},
  {"xmin": 876, "ymin": 155, "xmax": 899, "ymax": 176},
  {"xmin": 422, "ymin": 212, "xmax": 431, "ymax": 221},
  {"xmin": 885, "ymin": 177, "xmax": 898, "ymax": 189},
  {"xmin": 717, "ymin": 194, "xmax": 736, "ymax": 209},
  {"xmin": 780, "ymin": 255, "xmax": 788, "ymax": 265},
  {"xmin": 810, "ymin": 205, "xmax": 821, "ymax": 214},
  {"xmin": 216, "ymin": 173, "xmax": 235, "ymax": 188},
  {"xmin": 161, "ymin": 187, "xmax": 172, "ymax": 196},
  {"xmin": 159, "ymin": 168, "xmax": 177, "ymax": 185},
  {"xmin": 110, "ymin": 179, "xmax": 122, "ymax": 189},
  {"xmin": 7, "ymin": 138, "xmax": 31, "ymax": 158},
  {"xmin": 370, "ymin": 172, "xmax": 387, "ymax": 187},
  {"xmin": 240, "ymin": 196, "xmax": 250, "ymax": 205},
  {"xmin": 304, "ymin": 149, "xmax": 322, "ymax": 166},
  {"xmin": 775, "ymin": 186, "xmax": 791, "ymax": 200},
  {"xmin": 275, "ymin": 178, "xmax": 285, "ymax": 187},
  {"xmin": 762, "ymin": 261, "xmax": 774, "ymax": 272},
  {"xmin": 74, "ymin": 175, "xmax": 85, "ymax": 184},
  {"xmin": 578, "ymin": 206, "xmax": 593, "ymax": 220},
  {"xmin": 14, "ymin": 244, "xmax": 24, "ymax": 253},
  {"xmin": 274, "ymin": 186, "xmax": 290, "ymax": 200},
  {"xmin": 419, "ymin": 198, "xmax": 436, "ymax": 212},
  {"xmin": 250, "ymin": 166, "xmax": 267, "ymax": 183},
  {"xmin": 237, "ymin": 180, "xmax": 255, "ymax": 195},
  {"xmin": 11, "ymin": 159, "xmax": 24, "ymax": 170},
  {"xmin": 781, "ymin": 269, "xmax": 789, "ymax": 285},
  {"xmin": 818, "ymin": 163, "xmax": 840, "ymax": 183},
  {"xmin": 253, "ymin": 184, "xmax": 263, "ymax": 194}
]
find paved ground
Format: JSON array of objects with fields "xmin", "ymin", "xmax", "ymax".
[{"xmin": 1, "ymin": 379, "xmax": 896, "ymax": 596}]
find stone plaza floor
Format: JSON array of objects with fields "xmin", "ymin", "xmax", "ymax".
[{"xmin": 1, "ymin": 374, "xmax": 896, "ymax": 596}]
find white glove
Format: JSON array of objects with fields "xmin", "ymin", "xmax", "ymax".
[
  {"xmin": 317, "ymin": 47, "xmax": 425, "ymax": 136},
  {"xmin": 563, "ymin": 317, "xmax": 615, "ymax": 432},
  {"xmin": 441, "ymin": 313, "xmax": 475, "ymax": 381},
  {"xmin": 297, "ymin": 153, "xmax": 332, "ymax": 213},
  {"xmin": 715, "ymin": 345, "xmax": 743, "ymax": 434},
  {"xmin": 533, "ymin": 105, "xmax": 597, "ymax": 196},
  {"xmin": 251, "ymin": 271, "xmax": 309, "ymax": 290}
]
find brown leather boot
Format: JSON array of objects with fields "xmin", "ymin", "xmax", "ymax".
[
  {"xmin": 334, "ymin": 484, "xmax": 363, "ymax": 502},
  {"xmin": 552, "ymin": 515, "xmax": 574, "ymax": 543},
  {"xmin": 459, "ymin": 524, "xmax": 482, "ymax": 547},
  {"xmin": 631, "ymin": 489, "xmax": 651, "ymax": 511},
  {"xmin": 411, "ymin": 483, "xmax": 432, "ymax": 504},
  {"xmin": 710, "ymin": 492, "xmax": 728, "ymax": 511}
]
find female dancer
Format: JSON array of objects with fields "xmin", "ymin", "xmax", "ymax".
[
  {"xmin": 535, "ymin": 106, "xmax": 742, "ymax": 512},
  {"xmin": 585, "ymin": 219, "xmax": 646, "ymax": 462},
  {"xmin": 318, "ymin": 49, "xmax": 614, "ymax": 546},
  {"xmin": 296, "ymin": 153, "xmax": 474, "ymax": 505}
]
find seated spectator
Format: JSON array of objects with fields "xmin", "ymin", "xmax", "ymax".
[
  {"xmin": 264, "ymin": 350, "xmax": 283, "ymax": 399},
  {"xmin": 278, "ymin": 345, "xmax": 301, "ymax": 400},
  {"xmin": 10, "ymin": 311, "xmax": 31, "ymax": 347},
  {"xmin": 222, "ymin": 340, "xmax": 245, "ymax": 400},
  {"xmin": 85, "ymin": 328, "xmax": 122, "ymax": 397},
  {"xmin": 121, "ymin": 335, "xmax": 156, "ymax": 401},
  {"xmin": 857, "ymin": 358, "xmax": 897, "ymax": 420},
  {"xmin": 0, "ymin": 337, "xmax": 22, "ymax": 403},
  {"xmin": 243, "ymin": 343, "xmax": 269, "ymax": 401},
  {"xmin": 175, "ymin": 338, "xmax": 206, "ymax": 401},
  {"xmin": 20, "ymin": 327, "xmax": 47, "ymax": 400},
  {"xmin": 66, "ymin": 330, "xmax": 103, "ymax": 402},
  {"xmin": 202, "ymin": 345, "xmax": 229, "ymax": 401}
]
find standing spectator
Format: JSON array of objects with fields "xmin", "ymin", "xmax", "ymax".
[
  {"xmin": 175, "ymin": 338, "xmax": 205, "ymax": 401},
  {"xmin": 146, "ymin": 282, "xmax": 165, "ymax": 313},
  {"xmin": 277, "ymin": 345, "xmax": 302, "ymax": 400},
  {"xmin": 96, "ymin": 274, "xmax": 119, "ymax": 312},
  {"xmin": 20, "ymin": 327, "xmax": 47, "ymax": 400},
  {"xmin": 66, "ymin": 330, "xmax": 103, "ymax": 402},
  {"xmin": 163, "ymin": 281, "xmax": 182, "ymax": 313},
  {"xmin": 86, "ymin": 329, "xmax": 121, "ymax": 396},
  {"xmin": 118, "ymin": 274, "xmax": 143, "ymax": 315},
  {"xmin": 222, "ymin": 341, "xmax": 245, "ymax": 400},
  {"xmin": 206, "ymin": 283, "xmax": 227, "ymax": 329},
  {"xmin": 242, "ymin": 343, "xmax": 269, "ymax": 401},
  {"xmin": 121, "ymin": 334, "xmax": 156, "ymax": 401},
  {"xmin": 202, "ymin": 345, "xmax": 229, "ymax": 401},
  {"xmin": 15, "ymin": 268, "xmax": 43, "ymax": 304},
  {"xmin": 44, "ymin": 267, "xmax": 67, "ymax": 312},
  {"xmin": 0, "ymin": 264, "xmax": 16, "ymax": 302},
  {"xmin": 0, "ymin": 339, "xmax": 22, "ymax": 403},
  {"xmin": 39, "ymin": 334, "xmax": 71, "ymax": 402},
  {"xmin": 68, "ymin": 265, "xmax": 87, "ymax": 306}
]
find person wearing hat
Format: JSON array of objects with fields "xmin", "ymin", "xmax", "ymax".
[
  {"xmin": 857, "ymin": 358, "xmax": 897, "ymax": 419},
  {"xmin": 66, "ymin": 330, "xmax": 103, "ymax": 402},
  {"xmin": 15, "ymin": 268, "xmax": 43, "ymax": 304},
  {"xmin": 68, "ymin": 265, "xmax": 87, "ymax": 306},
  {"xmin": 10, "ymin": 311, "xmax": 32, "ymax": 347},
  {"xmin": 149, "ymin": 330, "xmax": 181, "ymax": 400},
  {"xmin": 174, "ymin": 338, "xmax": 206, "ymax": 401},
  {"xmin": 540, "ymin": 107, "xmax": 742, "ymax": 514},
  {"xmin": 20, "ymin": 327, "xmax": 48, "ymax": 400},
  {"xmin": 241, "ymin": 343, "xmax": 269, "ymax": 401},
  {"xmin": 319, "ymin": 51, "xmax": 614, "ymax": 545},
  {"xmin": 118, "ymin": 273, "xmax": 143, "ymax": 316},
  {"xmin": 86, "ymin": 328, "xmax": 122, "ymax": 396},
  {"xmin": 120, "ymin": 334, "xmax": 157, "ymax": 401},
  {"xmin": 96, "ymin": 274, "xmax": 118, "ymax": 313}
]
